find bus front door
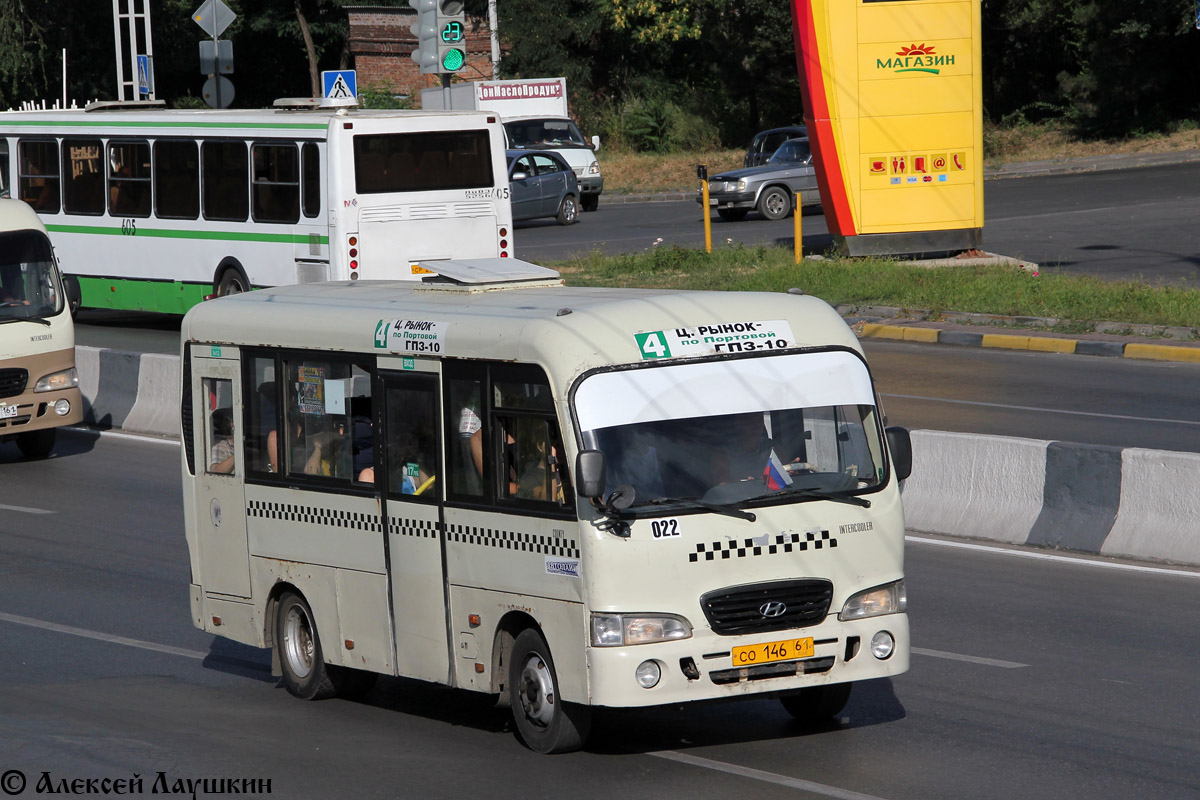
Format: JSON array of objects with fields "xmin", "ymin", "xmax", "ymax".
[
  {"xmin": 378, "ymin": 367, "xmax": 451, "ymax": 684},
  {"xmin": 190, "ymin": 352, "xmax": 251, "ymax": 598}
]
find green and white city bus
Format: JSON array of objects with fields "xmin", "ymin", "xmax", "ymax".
[{"xmin": 0, "ymin": 104, "xmax": 513, "ymax": 315}]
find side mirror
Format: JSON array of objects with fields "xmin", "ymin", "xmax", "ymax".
[
  {"xmin": 885, "ymin": 426, "xmax": 912, "ymax": 481},
  {"xmin": 575, "ymin": 449, "xmax": 606, "ymax": 498},
  {"xmin": 590, "ymin": 135, "xmax": 601, "ymax": 152},
  {"xmin": 511, "ymin": 171, "xmax": 528, "ymax": 181}
]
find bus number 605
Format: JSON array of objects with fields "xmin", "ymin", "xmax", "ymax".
[{"xmin": 121, "ymin": 218, "xmax": 137, "ymax": 235}]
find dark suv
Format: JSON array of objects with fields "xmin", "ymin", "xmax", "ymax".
[{"xmin": 743, "ymin": 125, "xmax": 807, "ymax": 167}]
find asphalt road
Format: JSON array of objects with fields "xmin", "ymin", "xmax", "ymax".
[{"xmin": 1, "ymin": 433, "xmax": 1198, "ymax": 799}]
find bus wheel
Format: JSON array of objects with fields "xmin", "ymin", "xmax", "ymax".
[
  {"xmin": 216, "ymin": 269, "xmax": 249, "ymax": 297},
  {"xmin": 779, "ymin": 682, "xmax": 852, "ymax": 723},
  {"xmin": 508, "ymin": 628, "xmax": 591, "ymax": 753},
  {"xmin": 16, "ymin": 429, "xmax": 55, "ymax": 459},
  {"xmin": 276, "ymin": 592, "xmax": 340, "ymax": 700}
]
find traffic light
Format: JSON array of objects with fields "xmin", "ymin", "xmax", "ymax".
[
  {"xmin": 436, "ymin": 1, "xmax": 466, "ymax": 73},
  {"xmin": 408, "ymin": 0, "xmax": 439, "ymax": 74}
]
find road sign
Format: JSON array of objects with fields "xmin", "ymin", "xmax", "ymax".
[
  {"xmin": 202, "ymin": 75, "xmax": 235, "ymax": 109},
  {"xmin": 199, "ymin": 40, "xmax": 234, "ymax": 75},
  {"xmin": 322, "ymin": 70, "xmax": 358, "ymax": 105},
  {"xmin": 137, "ymin": 55, "xmax": 154, "ymax": 96},
  {"xmin": 192, "ymin": 0, "xmax": 236, "ymax": 38}
]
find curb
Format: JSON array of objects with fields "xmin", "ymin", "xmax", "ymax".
[{"xmin": 852, "ymin": 320, "xmax": 1200, "ymax": 363}]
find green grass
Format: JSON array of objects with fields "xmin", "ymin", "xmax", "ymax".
[{"xmin": 556, "ymin": 244, "xmax": 1200, "ymax": 330}]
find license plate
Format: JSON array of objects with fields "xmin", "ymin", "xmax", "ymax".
[
  {"xmin": 731, "ymin": 637, "xmax": 814, "ymax": 667},
  {"xmin": 0, "ymin": 404, "xmax": 17, "ymax": 419},
  {"xmin": 708, "ymin": 197, "xmax": 717, "ymax": 205}
]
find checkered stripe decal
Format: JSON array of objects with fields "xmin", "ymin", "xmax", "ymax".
[
  {"xmin": 446, "ymin": 523, "xmax": 580, "ymax": 558},
  {"xmin": 389, "ymin": 516, "xmax": 440, "ymax": 540},
  {"xmin": 689, "ymin": 530, "xmax": 835, "ymax": 563},
  {"xmin": 247, "ymin": 500, "xmax": 383, "ymax": 532}
]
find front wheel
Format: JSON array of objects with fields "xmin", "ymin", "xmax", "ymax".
[
  {"xmin": 275, "ymin": 592, "xmax": 341, "ymax": 700},
  {"xmin": 509, "ymin": 628, "xmax": 591, "ymax": 753},
  {"xmin": 757, "ymin": 186, "xmax": 792, "ymax": 221},
  {"xmin": 556, "ymin": 194, "xmax": 579, "ymax": 225},
  {"xmin": 779, "ymin": 682, "xmax": 852, "ymax": 723},
  {"xmin": 16, "ymin": 428, "xmax": 56, "ymax": 459},
  {"xmin": 216, "ymin": 269, "xmax": 249, "ymax": 298}
]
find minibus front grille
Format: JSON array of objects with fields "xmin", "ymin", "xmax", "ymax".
[
  {"xmin": 701, "ymin": 579, "xmax": 833, "ymax": 635},
  {"xmin": 0, "ymin": 368, "xmax": 28, "ymax": 398}
]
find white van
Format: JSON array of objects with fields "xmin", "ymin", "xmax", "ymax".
[
  {"xmin": 0, "ymin": 199, "xmax": 81, "ymax": 457},
  {"xmin": 180, "ymin": 259, "xmax": 912, "ymax": 753}
]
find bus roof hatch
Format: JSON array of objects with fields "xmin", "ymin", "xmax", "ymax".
[{"xmin": 415, "ymin": 258, "xmax": 561, "ymax": 286}]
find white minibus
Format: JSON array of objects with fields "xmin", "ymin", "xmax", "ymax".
[
  {"xmin": 0, "ymin": 199, "xmax": 81, "ymax": 457},
  {"xmin": 180, "ymin": 260, "xmax": 912, "ymax": 753},
  {"xmin": 0, "ymin": 105, "xmax": 513, "ymax": 315}
]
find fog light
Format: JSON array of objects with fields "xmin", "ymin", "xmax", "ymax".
[
  {"xmin": 870, "ymin": 631, "xmax": 895, "ymax": 660},
  {"xmin": 54, "ymin": 399, "xmax": 71, "ymax": 416},
  {"xmin": 635, "ymin": 660, "xmax": 661, "ymax": 689}
]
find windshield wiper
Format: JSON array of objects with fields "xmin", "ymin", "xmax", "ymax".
[
  {"xmin": 770, "ymin": 485, "xmax": 871, "ymax": 508},
  {"xmin": 640, "ymin": 496, "xmax": 757, "ymax": 522},
  {"xmin": 0, "ymin": 315, "xmax": 51, "ymax": 326}
]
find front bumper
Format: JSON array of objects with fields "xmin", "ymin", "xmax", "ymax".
[
  {"xmin": 0, "ymin": 348, "xmax": 83, "ymax": 438},
  {"xmin": 586, "ymin": 612, "xmax": 909, "ymax": 708},
  {"xmin": 697, "ymin": 190, "xmax": 757, "ymax": 210},
  {"xmin": 579, "ymin": 175, "xmax": 604, "ymax": 195}
]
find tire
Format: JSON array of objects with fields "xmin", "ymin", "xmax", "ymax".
[
  {"xmin": 757, "ymin": 186, "xmax": 792, "ymax": 221},
  {"xmin": 275, "ymin": 592, "xmax": 341, "ymax": 700},
  {"xmin": 580, "ymin": 194, "xmax": 599, "ymax": 212},
  {"xmin": 508, "ymin": 628, "xmax": 591, "ymax": 753},
  {"xmin": 16, "ymin": 428, "xmax": 56, "ymax": 459},
  {"xmin": 556, "ymin": 194, "xmax": 579, "ymax": 226},
  {"xmin": 62, "ymin": 275, "xmax": 82, "ymax": 318},
  {"xmin": 779, "ymin": 682, "xmax": 852, "ymax": 723},
  {"xmin": 717, "ymin": 208, "xmax": 748, "ymax": 222},
  {"xmin": 216, "ymin": 268, "xmax": 249, "ymax": 298}
]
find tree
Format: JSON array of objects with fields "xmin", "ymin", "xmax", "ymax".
[{"xmin": 0, "ymin": 0, "xmax": 50, "ymax": 108}]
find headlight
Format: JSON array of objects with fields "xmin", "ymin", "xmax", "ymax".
[
  {"xmin": 34, "ymin": 367, "xmax": 78, "ymax": 393},
  {"xmin": 708, "ymin": 181, "xmax": 721, "ymax": 192},
  {"xmin": 591, "ymin": 613, "xmax": 692, "ymax": 646},
  {"xmin": 589, "ymin": 162, "xmax": 600, "ymax": 175},
  {"xmin": 839, "ymin": 580, "xmax": 906, "ymax": 621}
]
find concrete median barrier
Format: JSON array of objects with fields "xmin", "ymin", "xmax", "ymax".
[{"xmin": 75, "ymin": 346, "xmax": 1200, "ymax": 567}]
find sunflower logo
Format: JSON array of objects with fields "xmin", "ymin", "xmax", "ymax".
[{"xmin": 896, "ymin": 44, "xmax": 936, "ymax": 58}]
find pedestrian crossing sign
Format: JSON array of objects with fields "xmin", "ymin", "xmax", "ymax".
[{"xmin": 321, "ymin": 70, "xmax": 357, "ymax": 105}]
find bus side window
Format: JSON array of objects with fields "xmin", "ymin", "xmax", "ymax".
[
  {"xmin": 384, "ymin": 382, "xmax": 438, "ymax": 498},
  {"xmin": 281, "ymin": 357, "xmax": 368, "ymax": 483},
  {"xmin": 155, "ymin": 139, "xmax": 200, "ymax": 220},
  {"xmin": 108, "ymin": 140, "xmax": 151, "ymax": 218},
  {"xmin": 252, "ymin": 142, "xmax": 299, "ymax": 224},
  {"xmin": 61, "ymin": 138, "xmax": 104, "ymax": 215},
  {"xmin": 447, "ymin": 378, "xmax": 485, "ymax": 498},
  {"xmin": 301, "ymin": 141, "xmax": 320, "ymax": 219},
  {"xmin": 203, "ymin": 377, "xmax": 236, "ymax": 475},
  {"xmin": 203, "ymin": 140, "xmax": 249, "ymax": 222},
  {"xmin": 18, "ymin": 139, "xmax": 60, "ymax": 214},
  {"xmin": 244, "ymin": 354, "xmax": 278, "ymax": 474}
]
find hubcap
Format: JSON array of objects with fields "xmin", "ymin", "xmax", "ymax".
[
  {"xmin": 518, "ymin": 653, "xmax": 556, "ymax": 728},
  {"xmin": 766, "ymin": 192, "xmax": 786, "ymax": 216},
  {"xmin": 283, "ymin": 605, "xmax": 314, "ymax": 680}
]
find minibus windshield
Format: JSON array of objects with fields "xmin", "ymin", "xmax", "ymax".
[
  {"xmin": 573, "ymin": 350, "xmax": 887, "ymax": 509},
  {"xmin": 0, "ymin": 229, "xmax": 61, "ymax": 322}
]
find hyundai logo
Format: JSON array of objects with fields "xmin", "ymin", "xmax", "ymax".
[{"xmin": 759, "ymin": 601, "xmax": 788, "ymax": 618}]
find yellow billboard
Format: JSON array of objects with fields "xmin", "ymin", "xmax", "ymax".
[{"xmin": 790, "ymin": 0, "xmax": 983, "ymax": 256}]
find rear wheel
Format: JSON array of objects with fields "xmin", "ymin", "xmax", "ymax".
[
  {"xmin": 216, "ymin": 268, "xmax": 249, "ymax": 298},
  {"xmin": 717, "ymin": 208, "xmax": 748, "ymax": 222},
  {"xmin": 556, "ymin": 194, "xmax": 579, "ymax": 225},
  {"xmin": 779, "ymin": 682, "xmax": 852, "ymax": 723},
  {"xmin": 16, "ymin": 429, "xmax": 56, "ymax": 459},
  {"xmin": 275, "ymin": 592, "xmax": 340, "ymax": 700},
  {"xmin": 757, "ymin": 186, "xmax": 792, "ymax": 221},
  {"xmin": 509, "ymin": 628, "xmax": 591, "ymax": 753}
]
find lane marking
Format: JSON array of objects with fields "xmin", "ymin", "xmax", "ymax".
[
  {"xmin": 65, "ymin": 426, "xmax": 181, "ymax": 446},
  {"xmin": 0, "ymin": 503, "xmax": 53, "ymax": 515},
  {"xmin": 906, "ymin": 535, "xmax": 1200, "ymax": 579},
  {"xmin": 652, "ymin": 750, "xmax": 889, "ymax": 800},
  {"xmin": 911, "ymin": 647, "xmax": 1028, "ymax": 669},
  {"xmin": 880, "ymin": 392, "xmax": 1200, "ymax": 428},
  {"xmin": 0, "ymin": 611, "xmax": 207, "ymax": 660}
]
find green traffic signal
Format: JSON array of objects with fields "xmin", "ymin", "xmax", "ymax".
[{"xmin": 441, "ymin": 48, "xmax": 465, "ymax": 71}]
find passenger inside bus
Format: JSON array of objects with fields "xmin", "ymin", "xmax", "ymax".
[{"xmin": 209, "ymin": 408, "xmax": 235, "ymax": 474}]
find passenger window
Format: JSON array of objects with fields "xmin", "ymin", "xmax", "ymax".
[
  {"xmin": 532, "ymin": 155, "xmax": 559, "ymax": 176},
  {"xmin": 203, "ymin": 378, "xmax": 236, "ymax": 475},
  {"xmin": 203, "ymin": 140, "xmax": 249, "ymax": 221},
  {"xmin": 447, "ymin": 377, "xmax": 485, "ymax": 498},
  {"xmin": 492, "ymin": 369, "xmax": 570, "ymax": 509},
  {"xmin": 108, "ymin": 140, "xmax": 152, "ymax": 217},
  {"xmin": 385, "ymin": 381, "xmax": 439, "ymax": 500},
  {"xmin": 61, "ymin": 139, "xmax": 105, "ymax": 215},
  {"xmin": 155, "ymin": 140, "xmax": 200, "ymax": 220},
  {"xmin": 18, "ymin": 139, "xmax": 60, "ymax": 213},
  {"xmin": 244, "ymin": 355, "xmax": 279, "ymax": 474},
  {"xmin": 281, "ymin": 358, "xmax": 371, "ymax": 484},
  {"xmin": 252, "ymin": 142, "xmax": 300, "ymax": 224}
]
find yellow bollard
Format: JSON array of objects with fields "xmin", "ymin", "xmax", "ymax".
[
  {"xmin": 793, "ymin": 192, "xmax": 802, "ymax": 264},
  {"xmin": 698, "ymin": 164, "xmax": 712, "ymax": 254}
]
